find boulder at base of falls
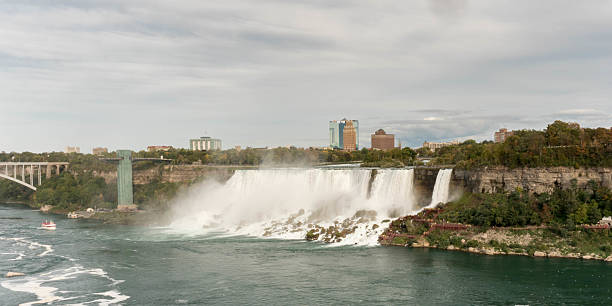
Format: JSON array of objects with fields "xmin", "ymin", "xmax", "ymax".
[{"xmin": 6, "ymin": 272, "xmax": 25, "ymax": 278}]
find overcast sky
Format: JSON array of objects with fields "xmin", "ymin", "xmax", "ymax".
[{"xmin": 1, "ymin": 0, "xmax": 611, "ymax": 153}]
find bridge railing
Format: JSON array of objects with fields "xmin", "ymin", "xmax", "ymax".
[{"xmin": 0, "ymin": 162, "xmax": 70, "ymax": 190}]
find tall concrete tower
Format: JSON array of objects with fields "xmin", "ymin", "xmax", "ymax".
[{"xmin": 116, "ymin": 150, "xmax": 135, "ymax": 210}]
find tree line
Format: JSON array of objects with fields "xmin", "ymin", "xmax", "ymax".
[
  {"xmin": 439, "ymin": 180, "xmax": 612, "ymax": 227},
  {"xmin": 429, "ymin": 121, "xmax": 611, "ymax": 169},
  {"xmin": 1, "ymin": 146, "xmax": 418, "ymax": 168}
]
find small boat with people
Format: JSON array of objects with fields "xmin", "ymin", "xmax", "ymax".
[{"xmin": 41, "ymin": 220, "xmax": 56, "ymax": 230}]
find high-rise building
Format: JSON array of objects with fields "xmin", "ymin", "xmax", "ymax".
[
  {"xmin": 329, "ymin": 121, "xmax": 343, "ymax": 149},
  {"xmin": 190, "ymin": 136, "xmax": 222, "ymax": 151},
  {"xmin": 65, "ymin": 146, "xmax": 80, "ymax": 153},
  {"xmin": 92, "ymin": 147, "xmax": 108, "ymax": 155},
  {"xmin": 371, "ymin": 129, "xmax": 395, "ymax": 150},
  {"xmin": 329, "ymin": 119, "xmax": 359, "ymax": 151},
  {"xmin": 494, "ymin": 128, "xmax": 514, "ymax": 143},
  {"xmin": 343, "ymin": 121, "xmax": 357, "ymax": 151}
]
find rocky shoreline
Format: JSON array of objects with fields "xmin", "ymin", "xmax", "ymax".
[
  {"xmin": 378, "ymin": 207, "xmax": 612, "ymax": 262},
  {"xmin": 404, "ymin": 238, "xmax": 612, "ymax": 262}
]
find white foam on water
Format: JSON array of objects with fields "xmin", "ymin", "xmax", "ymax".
[
  {"xmin": 1, "ymin": 252, "xmax": 26, "ymax": 261},
  {"xmin": 0, "ymin": 237, "xmax": 53, "ymax": 257},
  {"xmin": 2, "ymin": 266, "xmax": 129, "ymax": 306},
  {"xmin": 27, "ymin": 240, "xmax": 53, "ymax": 257},
  {"xmin": 169, "ymin": 168, "xmax": 419, "ymax": 246},
  {"xmin": 87, "ymin": 289, "xmax": 131, "ymax": 305},
  {"xmin": 0, "ymin": 237, "xmax": 130, "ymax": 305}
]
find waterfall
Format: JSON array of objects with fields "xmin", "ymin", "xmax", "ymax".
[
  {"xmin": 169, "ymin": 168, "xmax": 417, "ymax": 245},
  {"xmin": 369, "ymin": 169, "xmax": 415, "ymax": 216},
  {"xmin": 429, "ymin": 169, "xmax": 453, "ymax": 207}
]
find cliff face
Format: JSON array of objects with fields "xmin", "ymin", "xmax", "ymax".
[
  {"xmin": 452, "ymin": 167, "xmax": 612, "ymax": 194},
  {"xmin": 92, "ymin": 171, "xmax": 117, "ymax": 184},
  {"xmin": 93, "ymin": 165, "xmax": 241, "ymax": 185},
  {"xmin": 93, "ymin": 166, "xmax": 612, "ymax": 198},
  {"xmin": 413, "ymin": 168, "xmax": 439, "ymax": 206},
  {"xmin": 142, "ymin": 165, "xmax": 236, "ymax": 184}
]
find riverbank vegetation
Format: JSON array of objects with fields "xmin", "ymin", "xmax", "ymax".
[
  {"xmin": 438, "ymin": 181, "xmax": 612, "ymax": 227},
  {"xmin": 0, "ymin": 179, "xmax": 34, "ymax": 203},
  {"xmin": 35, "ymin": 172, "xmax": 110, "ymax": 210}
]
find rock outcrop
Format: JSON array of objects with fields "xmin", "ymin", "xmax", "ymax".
[{"xmin": 533, "ymin": 251, "xmax": 546, "ymax": 257}]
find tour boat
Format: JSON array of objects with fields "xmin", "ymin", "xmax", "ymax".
[{"xmin": 41, "ymin": 220, "xmax": 56, "ymax": 230}]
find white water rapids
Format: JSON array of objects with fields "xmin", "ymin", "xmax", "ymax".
[{"xmin": 170, "ymin": 168, "xmax": 452, "ymax": 246}]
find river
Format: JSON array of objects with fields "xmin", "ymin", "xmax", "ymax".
[{"xmin": 1, "ymin": 204, "xmax": 611, "ymax": 305}]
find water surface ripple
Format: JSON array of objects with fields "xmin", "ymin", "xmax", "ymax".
[{"xmin": 1, "ymin": 204, "xmax": 611, "ymax": 305}]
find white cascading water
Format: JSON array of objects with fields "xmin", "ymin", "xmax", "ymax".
[
  {"xmin": 169, "ymin": 168, "xmax": 418, "ymax": 246},
  {"xmin": 369, "ymin": 169, "xmax": 415, "ymax": 217},
  {"xmin": 428, "ymin": 168, "xmax": 453, "ymax": 208}
]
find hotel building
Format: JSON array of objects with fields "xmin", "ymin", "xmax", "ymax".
[
  {"xmin": 190, "ymin": 137, "xmax": 222, "ymax": 151},
  {"xmin": 329, "ymin": 119, "xmax": 359, "ymax": 151},
  {"xmin": 371, "ymin": 129, "xmax": 395, "ymax": 150}
]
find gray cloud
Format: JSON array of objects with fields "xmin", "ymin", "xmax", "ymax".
[
  {"xmin": 555, "ymin": 109, "xmax": 610, "ymax": 118},
  {"xmin": 0, "ymin": 1, "xmax": 611, "ymax": 152},
  {"xmin": 428, "ymin": 0, "xmax": 469, "ymax": 21}
]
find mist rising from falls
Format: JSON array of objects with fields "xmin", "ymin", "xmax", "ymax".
[
  {"xmin": 169, "ymin": 168, "xmax": 418, "ymax": 245},
  {"xmin": 429, "ymin": 169, "xmax": 453, "ymax": 208}
]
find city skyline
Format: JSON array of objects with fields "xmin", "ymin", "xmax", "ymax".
[
  {"xmin": 1, "ymin": 117, "xmax": 607, "ymax": 154},
  {"xmin": 1, "ymin": 1, "xmax": 611, "ymax": 153}
]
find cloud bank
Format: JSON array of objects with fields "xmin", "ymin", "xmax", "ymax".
[{"xmin": 0, "ymin": 0, "xmax": 611, "ymax": 152}]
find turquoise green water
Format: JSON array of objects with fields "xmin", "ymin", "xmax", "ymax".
[{"xmin": 1, "ymin": 204, "xmax": 611, "ymax": 305}]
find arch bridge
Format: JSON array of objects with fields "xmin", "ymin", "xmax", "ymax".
[{"xmin": 0, "ymin": 162, "xmax": 70, "ymax": 191}]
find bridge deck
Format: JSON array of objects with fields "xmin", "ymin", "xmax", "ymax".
[
  {"xmin": 0, "ymin": 162, "xmax": 70, "ymax": 165},
  {"xmin": 0, "ymin": 162, "xmax": 70, "ymax": 191}
]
